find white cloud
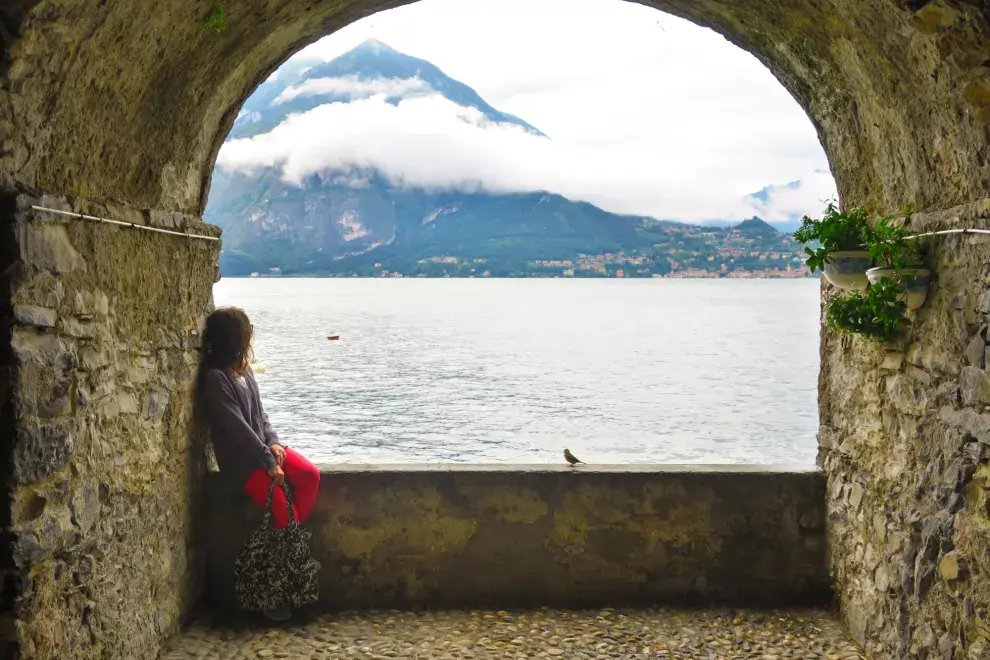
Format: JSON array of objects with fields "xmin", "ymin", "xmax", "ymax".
[
  {"xmin": 219, "ymin": 93, "xmax": 817, "ymax": 221},
  {"xmin": 216, "ymin": 0, "xmax": 837, "ymax": 223},
  {"xmin": 274, "ymin": 76, "xmax": 431, "ymax": 104},
  {"xmin": 736, "ymin": 172, "xmax": 838, "ymax": 222}
]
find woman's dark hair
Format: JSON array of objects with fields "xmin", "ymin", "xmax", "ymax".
[{"xmin": 200, "ymin": 306, "xmax": 253, "ymax": 377}]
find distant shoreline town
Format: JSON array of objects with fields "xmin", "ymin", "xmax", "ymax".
[
  {"xmin": 245, "ymin": 252, "xmax": 813, "ymax": 280},
  {"xmin": 243, "ymin": 271, "xmax": 811, "ymax": 279},
  {"xmin": 231, "ymin": 217, "xmax": 815, "ymax": 280}
]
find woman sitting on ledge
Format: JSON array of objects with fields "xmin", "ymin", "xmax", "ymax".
[{"xmin": 198, "ymin": 306, "xmax": 321, "ymax": 621}]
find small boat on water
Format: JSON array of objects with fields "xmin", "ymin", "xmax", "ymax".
[
  {"xmin": 327, "ymin": 334, "xmax": 340, "ymax": 341},
  {"xmin": 250, "ymin": 363, "xmax": 267, "ymax": 374}
]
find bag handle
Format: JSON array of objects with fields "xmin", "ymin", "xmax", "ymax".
[{"xmin": 264, "ymin": 478, "xmax": 297, "ymax": 526}]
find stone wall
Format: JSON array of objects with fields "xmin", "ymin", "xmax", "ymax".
[
  {"xmin": 820, "ymin": 199, "xmax": 990, "ymax": 659},
  {"xmin": 204, "ymin": 465, "xmax": 828, "ymax": 611},
  {"xmin": 0, "ymin": 193, "xmax": 219, "ymax": 659}
]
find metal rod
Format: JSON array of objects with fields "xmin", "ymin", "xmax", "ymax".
[
  {"xmin": 905, "ymin": 228, "xmax": 990, "ymax": 240},
  {"xmin": 30, "ymin": 205, "xmax": 220, "ymax": 242}
]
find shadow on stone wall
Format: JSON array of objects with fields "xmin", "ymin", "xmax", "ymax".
[{"xmin": 0, "ymin": 191, "xmax": 18, "ymax": 658}]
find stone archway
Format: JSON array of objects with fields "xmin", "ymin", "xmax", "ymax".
[
  {"xmin": 2, "ymin": 1, "xmax": 990, "ymax": 659},
  {"xmin": 2, "ymin": 0, "xmax": 989, "ymax": 216}
]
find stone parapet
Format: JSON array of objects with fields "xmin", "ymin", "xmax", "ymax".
[{"xmin": 204, "ymin": 464, "xmax": 829, "ymax": 611}]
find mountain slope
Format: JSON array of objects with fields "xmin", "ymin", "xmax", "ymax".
[
  {"xmin": 207, "ymin": 40, "xmax": 809, "ymax": 278},
  {"xmin": 229, "ymin": 39, "xmax": 544, "ymax": 141}
]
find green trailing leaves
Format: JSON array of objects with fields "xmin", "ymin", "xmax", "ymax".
[
  {"xmin": 867, "ymin": 216, "xmax": 921, "ymax": 270},
  {"xmin": 825, "ymin": 279, "xmax": 906, "ymax": 343}
]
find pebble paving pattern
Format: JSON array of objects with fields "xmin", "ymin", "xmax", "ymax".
[{"xmin": 161, "ymin": 608, "xmax": 863, "ymax": 659}]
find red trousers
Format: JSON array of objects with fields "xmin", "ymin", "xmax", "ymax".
[{"xmin": 244, "ymin": 447, "xmax": 321, "ymax": 529}]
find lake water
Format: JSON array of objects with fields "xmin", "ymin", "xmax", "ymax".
[{"xmin": 214, "ymin": 278, "xmax": 821, "ymax": 465}]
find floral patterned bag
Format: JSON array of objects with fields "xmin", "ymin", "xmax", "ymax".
[{"xmin": 234, "ymin": 480, "xmax": 320, "ymax": 612}]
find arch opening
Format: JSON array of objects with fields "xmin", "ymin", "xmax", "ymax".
[{"xmin": 204, "ymin": 0, "xmax": 830, "ymax": 467}]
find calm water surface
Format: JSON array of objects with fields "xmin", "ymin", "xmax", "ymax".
[{"xmin": 214, "ymin": 278, "xmax": 820, "ymax": 464}]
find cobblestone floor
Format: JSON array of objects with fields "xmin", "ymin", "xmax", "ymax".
[{"xmin": 161, "ymin": 607, "xmax": 863, "ymax": 659}]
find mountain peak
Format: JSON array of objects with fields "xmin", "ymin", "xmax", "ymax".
[
  {"xmin": 734, "ymin": 217, "xmax": 779, "ymax": 236},
  {"xmin": 352, "ymin": 38, "xmax": 398, "ymax": 55}
]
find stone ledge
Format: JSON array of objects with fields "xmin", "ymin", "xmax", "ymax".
[
  {"xmin": 309, "ymin": 463, "xmax": 822, "ymax": 474},
  {"xmin": 204, "ymin": 464, "xmax": 828, "ymax": 611}
]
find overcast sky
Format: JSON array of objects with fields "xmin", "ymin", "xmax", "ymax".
[{"xmin": 219, "ymin": 0, "xmax": 837, "ymax": 223}]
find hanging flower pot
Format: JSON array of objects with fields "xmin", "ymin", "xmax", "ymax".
[
  {"xmin": 793, "ymin": 203, "xmax": 872, "ymax": 291},
  {"xmin": 822, "ymin": 251, "xmax": 871, "ymax": 291},
  {"xmin": 866, "ymin": 266, "xmax": 931, "ymax": 311}
]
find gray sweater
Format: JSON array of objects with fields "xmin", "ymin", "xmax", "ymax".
[{"xmin": 201, "ymin": 367, "xmax": 280, "ymax": 485}]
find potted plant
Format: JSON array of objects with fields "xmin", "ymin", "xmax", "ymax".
[
  {"xmin": 793, "ymin": 202, "xmax": 872, "ymax": 291},
  {"xmin": 825, "ymin": 279, "xmax": 906, "ymax": 343},
  {"xmin": 864, "ymin": 217, "xmax": 930, "ymax": 311}
]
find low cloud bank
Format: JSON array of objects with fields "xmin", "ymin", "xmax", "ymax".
[
  {"xmin": 217, "ymin": 91, "xmax": 836, "ymax": 223},
  {"xmin": 274, "ymin": 76, "xmax": 431, "ymax": 104}
]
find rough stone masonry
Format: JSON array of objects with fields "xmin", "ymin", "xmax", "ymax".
[
  {"xmin": 0, "ymin": 193, "xmax": 219, "ymax": 659},
  {"xmin": 2, "ymin": 0, "xmax": 990, "ymax": 659},
  {"xmin": 820, "ymin": 200, "xmax": 990, "ymax": 659}
]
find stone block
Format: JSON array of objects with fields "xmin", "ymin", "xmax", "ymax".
[
  {"xmin": 906, "ymin": 365, "xmax": 932, "ymax": 386},
  {"xmin": 12, "ymin": 512, "xmax": 78, "ymax": 568},
  {"xmin": 849, "ymin": 482, "xmax": 865, "ymax": 510},
  {"xmin": 912, "ymin": 1, "xmax": 960, "ymax": 33},
  {"xmin": 114, "ymin": 391, "xmax": 140, "ymax": 415},
  {"xmin": 881, "ymin": 351, "xmax": 905, "ymax": 371},
  {"xmin": 79, "ymin": 347, "xmax": 111, "ymax": 371},
  {"xmin": 13, "ymin": 273, "xmax": 66, "ymax": 308},
  {"xmin": 886, "ymin": 373, "xmax": 930, "ymax": 414},
  {"xmin": 875, "ymin": 564, "xmax": 890, "ymax": 591},
  {"xmin": 124, "ymin": 357, "xmax": 156, "ymax": 385},
  {"xmin": 11, "ymin": 328, "xmax": 76, "ymax": 419},
  {"xmin": 76, "ymin": 372, "xmax": 116, "ymax": 407},
  {"xmin": 60, "ymin": 317, "xmax": 99, "ymax": 339},
  {"xmin": 906, "ymin": 343, "xmax": 923, "ymax": 366},
  {"xmin": 70, "ymin": 482, "xmax": 101, "ymax": 536},
  {"xmin": 18, "ymin": 223, "xmax": 85, "ymax": 274},
  {"xmin": 960, "ymin": 367, "xmax": 990, "ymax": 406},
  {"xmin": 935, "ymin": 382, "xmax": 960, "ymax": 406},
  {"xmin": 11, "ymin": 327, "xmax": 71, "ymax": 364},
  {"xmin": 72, "ymin": 290, "xmax": 109, "ymax": 318},
  {"xmin": 966, "ymin": 333, "xmax": 986, "ymax": 367},
  {"xmin": 13, "ymin": 420, "xmax": 74, "ymax": 483},
  {"xmin": 144, "ymin": 388, "xmax": 169, "ymax": 426},
  {"xmin": 938, "ymin": 551, "xmax": 962, "ymax": 581},
  {"xmin": 13, "ymin": 305, "xmax": 56, "ymax": 328}
]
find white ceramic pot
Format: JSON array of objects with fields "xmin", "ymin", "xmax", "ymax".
[
  {"xmin": 822, "ymin": 251, "xmax": 871, "ymax": 291},
  {"xmin": 866, "ymin": 266, "xmax": 931, "ymax": 311}
]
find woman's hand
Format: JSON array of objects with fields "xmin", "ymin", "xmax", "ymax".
[
  {"xmin": 268, "ymin": 464, "xmax": 285, "ymax": 486},
  {"xmin": 269, "ymin": 443, "xmax": 286, "ymax": 466}
]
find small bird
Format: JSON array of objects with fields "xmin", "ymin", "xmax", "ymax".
[{"xmin": 563, "ymin": 449, "xmax": 584, "ymax": 466}]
